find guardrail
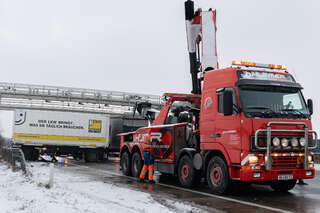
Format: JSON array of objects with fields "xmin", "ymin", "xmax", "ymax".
[{"xmin": 0, "ymin": 146, "xmax": 27, "ymax": 173}]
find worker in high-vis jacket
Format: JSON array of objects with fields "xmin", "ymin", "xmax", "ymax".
[{"xmin": 139, "ymin": 136, "xmax": 154, "ymax": 183}]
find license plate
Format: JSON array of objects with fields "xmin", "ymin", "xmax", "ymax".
[{"xmin": 278, "ymin": 174, "xmax": 293, "ymax": 180}]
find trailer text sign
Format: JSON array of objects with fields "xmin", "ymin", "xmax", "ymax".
[
  {"xmin": 13, "ymin": 109, "xmax": 109, "ymax": 148},
  {"xmin": 29, "ymin": 119, "xmax": 84, "ymax": 130}
]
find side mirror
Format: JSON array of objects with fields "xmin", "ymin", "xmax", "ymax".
[
  {"xmin": 223, "ymin": 90, "xmax": 233, "ymax": 116},
  {"xmin": 307, "ymin": 99, "xmax": 313, "ymax": 116}
]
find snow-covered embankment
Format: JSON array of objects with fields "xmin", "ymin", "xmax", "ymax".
[{"xmin": 0, "ymin": 162, "xmax": 202, "ymax": 213}]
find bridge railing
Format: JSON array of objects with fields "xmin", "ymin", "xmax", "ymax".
[
  {"xmin": 0, "ymin": 82, "xmax": 163, "ymax": 106},
  {"xmin": 0, "ymin": 82, "xmax": 164, "ymax": 113}
]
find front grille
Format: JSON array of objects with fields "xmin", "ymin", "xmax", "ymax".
[{"xmin": 272, "ymin": 155, "xmax": 301, "ymax": 170}]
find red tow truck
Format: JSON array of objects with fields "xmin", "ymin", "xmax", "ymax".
[{"xmin": 119, "ymin": 0, "xmax": 317, "ymax": 194}]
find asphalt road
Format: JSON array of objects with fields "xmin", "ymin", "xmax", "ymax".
[{"xmin": 54, "ymin": 158, "xmax": 320, "ymax": 213}]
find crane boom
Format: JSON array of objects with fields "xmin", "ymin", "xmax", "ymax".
[{"xmin": 184, "ymin": 0, "xmax": 218, "ymax": 94}]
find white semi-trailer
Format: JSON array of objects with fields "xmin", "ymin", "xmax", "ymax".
[{"xmin": 13, "ymin": 109, "xmax": 110, "ymax": 162}]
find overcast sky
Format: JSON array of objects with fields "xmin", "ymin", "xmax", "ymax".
[{"xmin": 0, "ymin": 0, "xmax": 320, "ymax": 137}]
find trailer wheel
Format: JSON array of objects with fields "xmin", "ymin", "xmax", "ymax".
[
  {"xmin": 22, "ymin": 147, "xmax": 39, "ymax": 161},
  {"xmin": 270, "ymin": 180, "xmax": 296, "ymax": 192},
  {"xmin": 178, "ymin": 155, "xmax": 199, "ymax": 188},
  {"xmin": 131, "ymin": 152, "xmax": 142, "ymax": 178},
  {"xmin": 120, "ymin": 151, "xmax": 131, "ymax": 176},
  {"xmin": 105, "ymin": 149, "xmax": 109, "ymax": 161},
  {"xmin": 207, "ymin": 156, "xmax": 230, "ymax": 194},
  {"xmin": 84, "ymin": 149, "xmax": 98, "ymax": 162},
  {"xmin": 97, "ymin": 149, "xmax": 104, "ymax": 162}
]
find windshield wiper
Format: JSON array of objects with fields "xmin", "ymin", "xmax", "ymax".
[
  {"xmin": 246, "ymin": 106, "xmax": 273, "ymax": 110},
  {"xmin": 280, "ymin": 109, "xmax": 307, "ymax": 118},
  {"xmin": 246, "ymin": 106, "xmax": 277, "ymax": 117}
]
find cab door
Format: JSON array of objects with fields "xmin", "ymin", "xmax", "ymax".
[
  {"xmin": 214, "ymin": 88, "xmax": 241, "ymax": 163},
  {"xmin": 200, "ymin": 88, "xmax": 216, "ymax": 145}
]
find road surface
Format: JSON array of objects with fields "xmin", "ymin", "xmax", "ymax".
[{"xmin": 54, "ymin": 158, "xmax": 320, "ymax": 213}]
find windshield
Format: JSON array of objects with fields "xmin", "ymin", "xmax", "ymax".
[{"xmin": 238, "ymin": 85, "xmax": 310, "ymax": 119}]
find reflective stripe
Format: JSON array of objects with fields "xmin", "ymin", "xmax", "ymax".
[
  {"xmin": 148, "ymin": 165, "xmax": 154, "ymax": 181},
  {"xmin": 141, "ymin": 170, "xmax": 147, "ymax": 174},
  {"xmin": 13, "ymin": 133, "xmax": 106, "ymax": 143},
  {"xmin": 143, "ymin": 143, "xmax": 152, "ymax": 151},
  {"xmin": 140, "ymin": 165, "xmax": 148, "ymax": 179}
]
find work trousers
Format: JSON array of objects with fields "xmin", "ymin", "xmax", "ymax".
[{"xmin": 139, "ymin": 151, "xmax": 154, "ymax": 181}]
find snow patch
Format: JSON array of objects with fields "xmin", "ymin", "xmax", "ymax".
[{"xmin": 0, "ymin": 162, "xmax": 202, "ymax": 213}]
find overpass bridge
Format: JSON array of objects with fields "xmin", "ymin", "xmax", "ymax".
[{"xmin": 0, "ymin": 82, "xmax": 163, "ymax": 115}]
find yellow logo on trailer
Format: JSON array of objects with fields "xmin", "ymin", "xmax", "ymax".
[{"xmin": 88, "ymin": 120, "xmax": 102, "ymax": 133}]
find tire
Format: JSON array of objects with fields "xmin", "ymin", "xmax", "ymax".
[
  {"xmin": 73, "ymin": 154, "xmax": 82, "ymax": 161},
  {"xmin": 22, "ymin": 148, "xmax": 39, "ymax": 161},
  {"xmin": 22, "ymin": 148, "xmax": 31, "ymax": 161},
  {"xmin": 120, "ymin": 151, "xmax": 131, "ymax": 176},
  {"xmin": 31, "ymin": 149, "xmax": 39, "ymax": 161},
  {"xmin": 131, "ymin": 152, "xmax": 143, "ymax": 178},
  {"xmin": 206, "ymin": 156, "xmax": 231, "ymax": 194},
  {"xmin": 270, "ymin": 180, "xmax": 296, "ymax": 192},
  {"xmin": 178, "ymin": 155, "xmax": 200, "ymax": 188},
  {"xmin": 84, "ymin": 149, "xmax": 98, "ymax": 162},
  {"xmin": 97, "ymin": 149, "xmax": 104, "ymax": 162},
  {"xmin": 105, "ymin": 149, "xmax": 109, "ymax": 161}
]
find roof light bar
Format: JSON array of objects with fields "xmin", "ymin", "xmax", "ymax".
[{"xmin": 232, "ymin": 60, "xmax": 287, "ymax": 70}]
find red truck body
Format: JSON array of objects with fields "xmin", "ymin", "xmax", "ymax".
[{"xmin": 119, "ymin": 67, "xmax": 317, "ymax": 194}]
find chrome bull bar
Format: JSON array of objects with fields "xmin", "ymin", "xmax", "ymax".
[{"xmin": 254, "ymin": 122, "xmax": 318, "ymax": 171}]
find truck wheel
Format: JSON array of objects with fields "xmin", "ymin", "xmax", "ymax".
[
  {"xmin": 131, "ymin": 152, "xmax": 142, "ymax": 178},
  {"xmin": 207, "ymin": 156, "xmax": 230, "ymax": 194},
  {"xmin": 178, "ymin": 155, "xmax": 199, "ymax": 188},
  {"xmin": 270, "ymin": 180, "xmax": 296, "ymax": 192},
  {"xmin": 120, "ymin": 151, "xmax": 131, "ymax": 176},
  {"xmin": 97, "ymin": 149, "xmax": 104, "ymax": 162},
  {"xmin": 31, "ymin": 149, "xmax": 40, "ymax": 161},
  {"xmin": 22, "ymin": 148, "xmax": 31, "ymax": 161},
  {"xmin": 105, "ymin": 149, "xmax": 109, "ymax": 161},
  {"xmin": 22, "ymin": 148, "xmax": 39, "ymax": 161},
  {"xmin": 84, "ymin": 150, "xmax": 98, "ymax": 162}
]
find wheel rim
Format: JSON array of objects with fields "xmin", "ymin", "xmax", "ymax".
[
  {"xmin": 211, "ymin": 167, "xmax": 222, "ymax": 185},
  {"xmin": 133, "ymin": 156, "xmax": 140, "ymax": 173},
  {"xmin": 181, "ymin": 164, "xmax": 190, "ymax": 179},
  {"xmin": 122, "ymin": 156, "xmax": 127, "ymax": 170},
  {"xmin": 122, "ymin": 154, "xmax": 128, "ymax": 171},
  {"xmin": 133, "ymin": 158, "xmax": 137, "ymax": 172}
]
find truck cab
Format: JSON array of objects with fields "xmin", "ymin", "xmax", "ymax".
[{"xmin": 200, "ymin": 61, "xmax": 316, "ymax": 193}]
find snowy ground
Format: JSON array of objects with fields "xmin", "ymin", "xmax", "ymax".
[
  {"xmin": 0, "ymin": 162, "xmax": 204, "ymax": 213},
  {"xmin": 1, "ymin": 161, "xmax": 319, "ymax": 213}
]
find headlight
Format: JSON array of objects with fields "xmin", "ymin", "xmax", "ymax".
[
  {"xmin": 272, "ymin": 137, "xmax": 280, "ymax": 147},
  {"xmin": 281, "ymin": 138, "xmax": 289, "ymax": 147},
  {"xmin": 308, "ymin": 155, "xmax": 313, "ymax": 162},
  {"xmin": 291, "ymin": 138, "xmax": 299, "ymax": 147},
  {"xmin": 249, "ymin": 155, "xmax": 258, "ymax": 164},
  {"xmin": 300, "ymin": 137, "xmax": 306, "ymax": 146}
]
